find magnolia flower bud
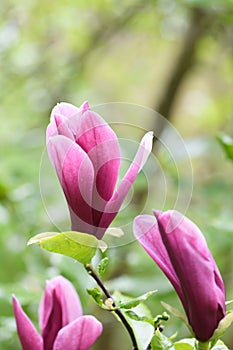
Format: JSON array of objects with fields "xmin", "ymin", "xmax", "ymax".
[
  {"xmin": 133, "ymin": 210, "xmax": 226, "ymax": 342},
  {"xmin": 13, "ymin": 276, "xmax": 102, "ymax": 350},
  {"xmin": 47, "ymin": 101, "xmax": 153, "ymax": 239}
]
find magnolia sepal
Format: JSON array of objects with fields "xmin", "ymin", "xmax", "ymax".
[{"xmin": 210, "ymin": 310, "xmax": 233, "ymax": 341}]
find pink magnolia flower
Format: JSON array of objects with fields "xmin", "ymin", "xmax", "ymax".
[
  {"xmin": 46, "ymin": 101, "xmax": 153, "ymax": 239},
  {"xmin": 13, "ymin": 276, "xmax": 102, "ymax": 350},
  {"xmin": 133, "ymin": 210, "xmax": 226, "ymax": 342}
]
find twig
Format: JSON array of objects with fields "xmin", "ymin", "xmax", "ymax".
[{"xmin": 85, "ymin": 264, "xmax": 139, "ymax": 350}]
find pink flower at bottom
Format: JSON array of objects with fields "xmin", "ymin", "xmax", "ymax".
[{"xmin": 13, "ymin": 276, "xmax": 102, "ymax": 350}]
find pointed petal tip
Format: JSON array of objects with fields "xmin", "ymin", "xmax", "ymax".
[
  {"xmin": 133, "ymin": 214, "xmax": 157, "ymax": 240},
  {"xmin": 54, "ymin": 114, "xmax": 64, "ymax": 128},
  {"xmin": 13, "ymin": 295, "xmax": 43, "ymax": 350},
  {"xmin": 153, "ymin": 209, "xmax": 162, "ymax": 218},
  {"xmin": 12, "ymin": 294, "xmax": 18, "ymax": 306},
  {"xmin": 54, "ymin": 102, "xmax": 68, "ymax": 110},
  {"xmin": 135, "ymin": 130, "xmax": 154, "ymax": 172},
  {"xmin": 141, "ymin": 131, "xmax": 154, "ymax": 149},
  {"xmin": 80, "ymin": 100, "xmax": 90, "ymax": 111},
  {"xmin": 153, "ymin": 210, "xmax": 186, "ymax": 233}
]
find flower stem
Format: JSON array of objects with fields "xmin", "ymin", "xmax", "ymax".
[
  {"xmin": 197, "ymin": 341, "xmax": 210, "ymax": 350},
  {"xmin": 85, "ymin": 263, "xmax": 139, "ymax": 350}
]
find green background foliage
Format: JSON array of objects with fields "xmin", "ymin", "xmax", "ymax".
[{"xmin": 0, "ymin": 0, "xmax": 233, "ymax": 348}]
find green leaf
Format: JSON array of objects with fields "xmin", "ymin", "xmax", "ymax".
[
  {"xmin": 118, "ymin": 290, "xmax": 157, "ymax": 309},
  {"xmin": 154, "ymin": 312, "xmax": 170, "ymax": 326},
  {"xmin": 86, "ymin": 288, "xmax": 105, "ymax": 308},
  {"xmin": 125, "ymin": 310, "xmax": 170, "ymax": 328},
  {"xmin": 210, "ymin": 311, "xmax": 233, "ymax": 340},
  {"xmin": 97, "ymin": 257, "xmax": 109, "ymax": 277},
  {"xmin": 151, "ymin": 329, "xmax": 175, "ymax": 350},
  {"xmin": 216, "ymin": 133, "xmax": 233, "ymax": 161},
  {"xmin": 211, "ymin": 340, "xmax": 230, "ymax": 350},
  {"xmin": 132, "ymin": 319, "xmax": 154, "ymax": 350},
  {"xmin": 112, "ymin": 291, "xmax": 154, "ymax": 350},
  {"xmin": 174, "ymin": 338, "xmax": 195, "ymax": 350},
  {"xmin": 125, "ymin": 310, "xmax": 154, "ymax": 325},
  {"xmin": 174, "ymin": 344, "xmax": 193, "ymax": 350},
  {"xmin": 28, "ymin": 231, "xmax": 98, "ymax": 264}
]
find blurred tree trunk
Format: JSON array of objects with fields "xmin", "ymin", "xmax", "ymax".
[
  {"xmin": 152, "ymin": 7, "xmax": 213, "ymax": 142},
  {"xmin": 52, "ymin": 0, "xmax": 149, "ymax": 103}
]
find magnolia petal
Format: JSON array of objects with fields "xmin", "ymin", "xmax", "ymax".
[
  {"xmin": 80, "ymin": 100, "xmax": 90, "ymax": 112},
  {"xmin": 132, "ymin": 131, "xmax": 153, "ymax": 172},
  {"xmin": 97, "ymin": 131, "xmax": 153, "ymax": 237},
  {"xmin": 40, "ymin": 288, "xmax": 63, "ymax": 350},
  {"xmin": 39, "ymin": 276, "xmax": 83, "ymax": 331},
  {"xmin": 52, "ymin": 102, "xmax": 82, "ymax": 120},
  {"xmin": 46, "ymin": 120, "xmax": 59, "ymax": 140},
  {"xmin": 12, "ymin": 296, "xmax": 42, "ymax": 350},
  {"xmin": 47, "ymin": 102, "xmax": 88, "ymax": 141},
  {"xmin": 75, "ymin": 109, "xmax": 121, "ymax": 226},
  {"xmin": 47, "ymin": 135, "xmax": 95, "ymax": 231},
  {"xmin": 133, "ymin": 214, "xmax": 185, "ymax": 305},
  {"xmin": 39, "ymin": 277, "xmax": 83, "ymax": 350},
  {"xmin": 55, "ymin": 116, "xmax": 75, "ymax": 141},
  {"xmin": 39, "ymin": 280, "xmax": 53, "ymax": 334},
  {"xmin": 55, "ymin": 276, "xmax": 83, "ymax": 323},
  {"xmin": 68, "ymin": 206, "xmax": 98, "ymax": 235},
  {"xmin": 53, "ymin": 316, "xmax": 103, "ymax": 350},
  {"xmin": 46, "ymin": 103, "xmax": 79, "ymax": 140},
  {"xmin": 156, "ymin": 210, "xmax": 226, "ymax": 342}
]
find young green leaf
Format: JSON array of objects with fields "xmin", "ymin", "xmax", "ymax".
[
  {"xmin": 86, "ymin": 288, "xmax": 105, "ymax": 308},
  {"xmin": 112, "ymin": 291, "xmax": 154, "ymax": 350},
  {"xmin": 27, "ymin": 231, "xmax": 98, "ymax": 264},
  {"xmin": 174, "ymin": 343, "xmax": 193, "ymax": 350},
  {"xmin": 125, "ymin": 310, "xmax": 154, "ymax": 325},
  {"xmin": 118, "ymin": 290, "xmax": 157, "ymax": 309},
  {"xmin": 151, "ymin": 329, "xmax": 175, "ymax": 350},
  {"xmin": 154, "ymin": 312, "xmax": 170, "ymax": 326},
  {"xmin": 97, "ymin": 257, "xmax": 109, "ymax": 277},
  {"xmin": 211, "ymin": 340, "xmax": 230, "ymax": 350},
  {"xmin": 216, "ymin": 133, "xmax": 233, "ymax": 161},
  {"xmin": 174, "ymin": 338, "xmax": 195, "ymax": 350}
]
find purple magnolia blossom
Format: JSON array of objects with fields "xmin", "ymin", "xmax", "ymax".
[
  {"xmin": 133, "ymin": 210, "xmax": 226, "ymax": 342},
  {"xmin": 13, "ymin": 276, "xmax": 102, "ymax": 350},
  {"xmin": 46, "ymin": 101, "xmax": 153, "ymax": 239}
]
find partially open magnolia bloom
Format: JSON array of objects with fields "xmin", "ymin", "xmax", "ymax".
[
  {"xmin": 13, "ymin": 276, "xmax": 102, "ymax": 350},
  {"xmin": 133, "ymin": 210, "xmax": 226, "ymax": 342},
  {"xmin": 46, "ymin": 101, "xmax": 153, "ymax": 239}
]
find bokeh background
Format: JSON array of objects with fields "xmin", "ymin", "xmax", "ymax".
[{"xmin": 0, "ymin": 0, "xmax": 233, "ymax": 349}]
